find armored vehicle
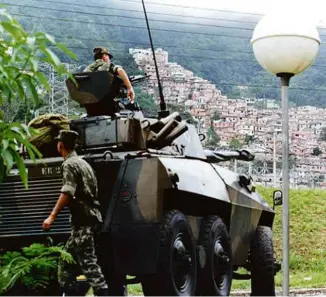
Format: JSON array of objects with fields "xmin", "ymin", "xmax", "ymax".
[{"xmin": 0, "ymin": 67, "xmax": 282, "ymax": 296}]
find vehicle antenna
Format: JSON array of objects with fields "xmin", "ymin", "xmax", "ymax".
[{"xmin": 141, "ymin": 0, "xmax": 169, "ymax": 118}]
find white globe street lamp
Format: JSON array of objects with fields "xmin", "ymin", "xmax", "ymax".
[{"xmin": 251, "ymin": 14, "xmax": 320, "ymax": 296}]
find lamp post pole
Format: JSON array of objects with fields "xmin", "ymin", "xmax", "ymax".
[
  {"xmin": 251, "ymin": 12, "xmax": 320, "ymax": 297},
  {"xmin": 273, "ymin": 130, "xmax": 277, "ymax": 187},
  {"xmin": 277, "ymin": 73, "xmax": 293, "ymax": 296}
]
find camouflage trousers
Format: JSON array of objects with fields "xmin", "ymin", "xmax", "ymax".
[{"xmin": 58, "ymin": 226, "xmax": 108, "ymax": 293}]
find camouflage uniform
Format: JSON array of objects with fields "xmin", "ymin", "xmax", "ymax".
[
  {"xmin": 84, "ymin": 59, "xmax": 120, "ymax": 74},
  {"xmin": 83, "ymin": 47, "xmax": 123, "ymax": 116},
  {"xmin": 83, "ymin": 46, "xmax": 120, "ymax": 74},
  {"xmin": 58, "ymin": 148, "xmax": 108, "ymax": 294}
]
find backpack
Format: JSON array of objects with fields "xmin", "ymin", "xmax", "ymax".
[{"xmin": 27, "ymin": 114, "xmax": 70, "ymax": 158}]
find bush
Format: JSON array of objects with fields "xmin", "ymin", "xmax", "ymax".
[{"xmin": 0, "ymin": 242, "xmax": 74, "ymax": 296}]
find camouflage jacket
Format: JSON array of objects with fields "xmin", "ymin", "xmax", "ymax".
[
  {"xmin": 60, "ymin": 151, "xmax": 102, "ymax": 228},
  {"xmin": 84, "ymin": 59, "xmax": 120, "ymax": 73}
]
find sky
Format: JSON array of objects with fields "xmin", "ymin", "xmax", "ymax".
[{"xmin": 143, "ymin": 0, "xmax": 326, "ymax": 26}]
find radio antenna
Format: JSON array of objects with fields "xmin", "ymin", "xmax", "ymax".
[{"xmin": 141, "ymin": 0, "xmax": 169, "ymax": 118}]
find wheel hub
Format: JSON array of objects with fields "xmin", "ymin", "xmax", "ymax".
[
  {"xmin": 174, "ymin": 239, "xmax": 192, "ymax": 265},
  {"xmin": 214, "ymin": 241, "xmax": 230, "ymax": 264},
  {"xmin": 172, "ymin": 233, "xmax": 193, "ymax": 293}
]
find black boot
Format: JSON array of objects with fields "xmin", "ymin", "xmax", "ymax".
[
  {"xmin": 61, "ymin": 288, "xmax": 78, "ymax": 296},
  {"xmin": 94, "ymin": 287, "xmax": 109, "ymax": 296}
]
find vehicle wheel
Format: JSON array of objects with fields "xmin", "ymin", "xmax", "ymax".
[
  {"xmin": 250, "ymin": 226, "xmax": 275, "ymax": 296},
  {"xmin": 141, "ymin": 210, "xmax": 197, "ymax": 296},
  {"xmin": 196, "ymin": 215, "xmax": 232, "ymax": 296},
  {"xmin": 107, "ymin": 275, "xmax": 127, "ymax": 296}
]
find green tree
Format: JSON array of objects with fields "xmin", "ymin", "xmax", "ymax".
[
  {"xmin": 229, "ymin": 138, "xmax": 242, "ymax": 149},
  {"xmin": 205, "ymin": 125, "xmax": 221, "ymax": 147},
  {"xmin": 312, "ymin": 147, "xmax": 322, "ymax": 156},
  {"xmin": 133, "ymin": 87, "xmax": 157, "ymax": 115},
  {"xmin": 244, "ymin": 134, "xmax": 255, "ymax": 145},
  {"xmin": 167, "ymin": 103, "xmax": 196, "ymax": 124},
  {"xmin": 211, "ymin": 111, "xmax": 220, "ymax": 121},
  {"xmin": 319, "ymin": 127, "xmax": 326, "ymax": 141},
  {"xmin": 0, "ymin": 7, "xmax": 76, "ymax": 187}
]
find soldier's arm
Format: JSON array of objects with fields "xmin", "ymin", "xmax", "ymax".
[
  {"xmin": 42, "ymin": 163, "xmax": 76, "ymax": 230},
  {"xmin": 116, "ymin": 67, "xmax": 135, "ymax": 101},
  {"xmin": 42, "ymin": 193, "xmax": 72, "ymax": 230},
  {"xmin": 50, "ymin": 193, "xmax": 71, "ymax": 218}
]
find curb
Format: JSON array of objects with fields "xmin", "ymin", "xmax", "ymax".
[{"xmin": 230, "ymin": 288, "xmax": 326, "ymax": 296}]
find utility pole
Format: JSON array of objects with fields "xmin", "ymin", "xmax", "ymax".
[{"xmin": 248, "ymin": 161, "xmax": 252, "ymax": 176}]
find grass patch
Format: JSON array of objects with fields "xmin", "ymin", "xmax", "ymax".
[{"xmin": 241, "ymin": 186, "xmax": 326, "ymax": 290}]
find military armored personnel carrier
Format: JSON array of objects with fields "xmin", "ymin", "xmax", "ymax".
[
  {"xmin": 0, "ymin": 66, "xmax": 282, "ymax": 296},
  {"xmin": 0, "ymin": 8, "xmax": 282, "ymax": 292}
]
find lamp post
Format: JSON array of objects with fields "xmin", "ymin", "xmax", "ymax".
[{"xmin": 251, "ymin": 14, "xmax": 320, "ymax": 296}]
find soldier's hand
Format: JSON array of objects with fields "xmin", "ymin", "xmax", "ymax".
[
  {"xmin": 42, "ymin": 215, "xmax": 55, "ymax": 231},
  {"xmin": 127, "ymin": 87, "xmax": 135, "ymax": 102}
]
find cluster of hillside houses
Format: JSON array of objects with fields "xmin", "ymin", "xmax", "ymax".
[{"xmin": 129, "ymin": 48, "xmax": 326, "ymax": 188}]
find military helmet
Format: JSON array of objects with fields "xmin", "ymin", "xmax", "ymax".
[
  {"xmin": 93, "ymin": 46, "xmax": 113, "ymax": 60},
  {"xmin": 55, "ymin": 130, "xmax": 79, "ymax": 149}
]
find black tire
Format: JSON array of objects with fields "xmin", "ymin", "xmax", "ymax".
[
  {"xmin": 196, "ymin": 215, "xmax": 232, "ymax": 296},
  {"xmin": 106, "ymin": 275, "xmax": 127, "ymax": 296},
  {"xmin": 250, "ymin": 226, "xmax": 276, "ymax": 296},
  {"xmin": 141, "ymin": 210, "xmax": 197, "ymax": 296}
]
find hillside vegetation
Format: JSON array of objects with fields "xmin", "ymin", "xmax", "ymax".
[{"xmin": 5, "ymin": 0, "xmax": 326, "ymax": 108}]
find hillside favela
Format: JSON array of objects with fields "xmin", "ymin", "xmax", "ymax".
[{"xmin": 129, "ymin": 47, "xmax": 326, "ymax": 189}]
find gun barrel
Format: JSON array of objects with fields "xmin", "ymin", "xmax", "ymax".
[{"xmin": 129, "ymin": 74, "xmax": 151, "ymax": 84}]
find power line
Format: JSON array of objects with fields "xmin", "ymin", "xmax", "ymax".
[
  {"xmin": 14, "ymin": 0, "xmax": 264, "ymax": 17},
  {"xmin": 9, "ymin": 12, "xmax": 326, "ymax": 49},
  {"xmin": 157, "ymin": 77, "xmax": 326, "ymax": 92},
  {"xmin": 4, "ymin": 3, "xmax": 256, "ymax": 34},
  {"xmin": 117, "ymin": 0, "xmax": 264, "ymax": 16},
  {"xmin": 7, "ymin": 6, "xmax": 326, "ymax": 41},
  {"xmin": 61, "ymin": 45, "xmax": 260, "ymax": 63},
  {"xmin": 48, "ymin": 40, "xmax": 326, "ymax": 68},
  {"xmin": 59, "ymin": 43, "xmax": 254, "ymax": 55},
  {"xmin": 16, "ymin": 0, "xmax": 261, "ymax": 24},
  {"xmin": 5, "ymin": 1, "xmax": 326, "ymax": 94},
  {"xmin": 6, "ymin": 7, "xmax": 254, "ymax": 32},
  {"xmin": 10, "ymin": 11, "xmax": 326, "ymax": 60},
  {"xmin": 12, "ymin": 0, "xmax": 326, "ymax": 32},
  {"xmin": 6, "ymin": 11, "xmax": 326, "ymax": 67},
  {"xmin": 10, "ymin": 13, "xmax": 252, "ymax": 39}
]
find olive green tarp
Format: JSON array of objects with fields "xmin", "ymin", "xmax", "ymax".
[{"xmin": 27, "ymin": 114, "xmax": 69, "ymax": 157}]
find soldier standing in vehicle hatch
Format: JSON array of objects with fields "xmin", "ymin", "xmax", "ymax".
[
  {"xmin": 84, "ymin": 46, "xmax": 135, "ymax": 102},
  {"xmin": 42, "ymin": 130, "xmax": 109, "ymax": 296}
]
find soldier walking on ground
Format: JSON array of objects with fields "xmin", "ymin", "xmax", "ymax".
[
  {"xmin": 42, "ymin": 130, "xmax": 108, "ymax": 296},
  {"xmin": 84, "ymin": 46, "xmax": 135, "ymax": 102}
]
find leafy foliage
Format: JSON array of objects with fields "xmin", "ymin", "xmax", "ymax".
[
  {"xmin": 0, "ymin": 6, "xmax": 76, "ymax": 187},
  {"xmin": 205, "ymin": 124, "xmax": 221, "ymax": 148},
  {"xmin": 0, "ymin": 121, "xmax": 41, "ymax": 187},
  {"xmin": 133, "ymin": 86, "xmax": 157, "ymax": 116},
  {"xmin": 312, "ymin": 147, "xmax": 322, "ymax": 156},
  {"xmin": 167, "ymin": 103, "xmax": 196, "ymax": 124},
  {"xmin": 0, "ymin": 243, "xmax": 74, "ymax": 295},
  {"xmin": 319, "ymin": 127, "xmax": 326, "ymax": 141},
  {"xmin": 229, "ymin": 138, "xmax": 242, "ymax": 149},
  {"xmin": 244, "ymin": 134, "xmax": 255, "ymax": 145}
]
